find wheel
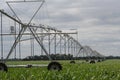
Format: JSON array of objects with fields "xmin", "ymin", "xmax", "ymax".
[
  {"xmin": 90, "ymin": 60, "xmax": 95, "ymax": 64},
  {"xmin": 25, "ymin": 64, "xmax": 32, "ymax": 68},
  {"xmin": 0, "ymin": 63, "xmax": 8, "ymax": 72},
  {"xmin": 70, "ymin": 60, "xmax": 75, "ymax": 64},
  {"xmin": 97, "ymin": 59, "xmax": 101, "ymax": 62},
  {"xmin": 47, "ymin": 62, "xmax": 62, "ymax": 71},
  {"xmin": 86, "ymin": 59, "xmax": 89, "ymax": 62}
]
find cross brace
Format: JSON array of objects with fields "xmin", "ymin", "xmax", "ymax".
[{"xmin": 0, "ymin": 10, "xmax": 52, "ymax": 62}]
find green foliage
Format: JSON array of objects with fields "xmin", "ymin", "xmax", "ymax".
[
  {"xmin": 0, "ymin": 60, "xmax": 120, "ymax": 80},
  {"xmin": 23, "ymin": 54, "xmax": 73, "ymax": 60}
]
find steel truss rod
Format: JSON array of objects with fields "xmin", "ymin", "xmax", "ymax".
[
  {"xmin": 64, "ymin": 36, "xmax": 66, "ymax": 54},
  {"xmin": 54, "ymin": 31, "xmax": 56, "ymax": 55},
  {"xmin": 63, "ymin": 37, "xmax": 71, "ymax": 47},
  {"xmin": 0, "ymin": 33, "xmax": 77, "ymax": 46},
  {"xmin": 17, "ymin": 37, "xmax": 40, "ymax": 43},
  {"xmin": 30, "ymin": 34, "xmax": 34, "ymax": 57},
  {"xmin": 55, "ymin": 34, "xmax": 67, "ymax": 47},
  {"xmin": 49, "ymin": 34, "xmax": 56, "ymax": 43},
  {"xmin": 6, "ymin": 0, "xmax": 45, "ymax": 23},
  {"xmin": 7, "ymin": 0, "xmax": 44, "ymax": 3},
  {"xmin": 0, "ymin": 0, "xmax": 47, "ymax": 60},
  {"xmin": 1, "ymin": 12, "xmax": 3, "ymax": 61},
  {"xmin": 28, "ymin": 27, "xmax": 52, "ymax": 60},
  {"xmin": 60, "ymin": 35, "xmax": 62, "ymax": 54},
  {"xmin": 0, "ymin": 10, "xmax": 26, "ymax": 62},
  {"xmin": 6, "ymin": 0, "xmax": 45, "ymax": 27},
  {"xmin": 28, "ymin": 1, "xmax": 45, "ymax": 24},
  {"xmin": 31, "ymin": 25, "xmax": 61, "ymax": 32},
  {"xmin": 6, "ymin": 2, "xmax": 21, "ymax": 21},
  {"xmin": 31, "ymin": 26, "xmax": 56, "ymax": 56},
  {"xmin": 68, "ymin": 39, "xmax": 70, "ymax": 54},
  {"xmin": 48, "ymin": 29, "xmax": 51, "ymax": 55},
  {"xmin": 75, "ymin": 47, "xmax": 83, "ymax": 57},
  {"xmin": 83, "ymin": 47, "xmax": 89, "ymax": 57},
  {"xmin": 57, "ymin": 34, "xmax": 68, "ymax": 54},
  {"xmin": 56, "ymin": 36, "xmax": 62, "ymax": 47},
  {"xmin": 1, "ymin": 8, "xmax": 98, "ymax": 59},
  {"xmin": 82, "ymin": 46, "xmax": 93, "ymax": 57},
  {"xmin": 6, "ymin": 26, "xmax": 52, "ymax": 60},
  {"xmin": 40, "ymin": 28, "xmax": 43, "ymax": 55},
  {"xmin": 0, "ymin": 10, "xmax": 23, "ymax": 25},
  {"xmin": 0, "ymin": 32, "xmax": 77, "ymax": 36},
  {"xmin": 5, "ymin": 26, "xmax": 27, "ymax": 62},
  {"xmin": 18, "ymin": 24, "xmax": 21, "ymax": 59}
]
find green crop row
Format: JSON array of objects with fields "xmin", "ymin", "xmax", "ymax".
[{"xmin": 0, "ymin": 60, "xmax": 120, "ymax": 80}]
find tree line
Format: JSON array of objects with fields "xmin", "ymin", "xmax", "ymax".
[
  {"xmin": 22, "ymin": 54, "xmax": 120, "ymax": 61},
  {"xmin": 23, "ymin": 54, "xmax": 73, "ymax": 60}
]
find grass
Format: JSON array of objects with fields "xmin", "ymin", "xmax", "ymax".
[{"xmin": 0, "ymin": 59, "xmax": 120, "ymax": 80}]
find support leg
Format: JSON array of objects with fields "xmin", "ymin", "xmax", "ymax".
[{"xmin": 5, "ymin": 26, "xmax": 27, "ymax": 62}]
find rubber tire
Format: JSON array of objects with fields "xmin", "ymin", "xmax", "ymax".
[
  {"xmin": 25, "ymin": 64, "xmax": 32, "ymax": 68},
  {"xmin": 0, "ymin": 63, "xmax": 8, "ymax": 72},
  {"xmin": 47, "ymin": 62, "xmax": 62, "ymax": 71},
  {"xmin": 86, "ymin": 59, "xmax": 89, "ymax": 62},
  {"xmin": 70, "ymin": 60, "xmax": 75, "ymax": 64},
  {"xmin": 97, "ymin": 59, "xmax": 101, "ymax": 62},
  {"xmin": 90, "ymin": 60, "xmax": 95, "ymax": 64}
]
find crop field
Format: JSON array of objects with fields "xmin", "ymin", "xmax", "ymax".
[{"xmin": 0, "ymin": 59, "xmax": 120, "ymax": 80}]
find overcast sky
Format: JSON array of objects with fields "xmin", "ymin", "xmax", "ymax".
[
  {"xmin": 0, "ymin": 0, "xmax": 120, "ymax": 57},
  {"xmin": 46, "ymin": 0, "xmax": 120, "ymax": 56}
]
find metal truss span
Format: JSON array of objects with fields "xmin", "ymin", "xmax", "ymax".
[{"xmin": 0, "ymin": 9, "xmax": 104, "ymax": 62}]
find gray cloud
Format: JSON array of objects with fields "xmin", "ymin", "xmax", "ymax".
[
  {"xmin": 45, "ymin": 0, "xmax": 120, "ymax": 28},
  {"xmin": 0, "ymin": 0, "xmax": 120, "ymax": 56}
]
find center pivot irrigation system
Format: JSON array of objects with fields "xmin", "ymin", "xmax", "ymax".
[{"xmin": 0, "ymin": 0, "xmax": 104, "ymax": 72}]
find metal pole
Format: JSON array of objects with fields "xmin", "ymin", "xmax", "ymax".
[
  {"xmin": 14, "ymin": 17, "xmax": 16, "ymax": 59},
  {"xmin": 41, "ymin": 28, "xmax": 43, "ymax": 55},
  {"xmin": 54, "ymin": 31, "xmax": 56, "ymax": 59},
  {"xmin": 73, "ymin": 42, "xmax": 75, "ymax": 57},
  {"xmin": 60, "ymin": 35, "xmax": 62, "ymax": 54},
  {"xmin": 30, "ymin": 34, "xmax": 33, "ymax": 58},
  {"xmin": 18, "ymin": 24, "xmax": 21, "ymax": 59},
  {"xmin": 31, "ymin": 36, "xmax": 34, "ymax": 58},
  {"xmin": 68, "ymin": 39, "xmax": 70, "ymax": 54},
  {"xmin": 33, "ymin": 38, "xmax": 34, "ymax": 58},
  {"xmin": 76, "ymin": 44, "xmax": 78, "ymax": 57},
  {"xmin": 76, "ymin": 30, "xmax": 78, "ymax": 41},
  {"xmin": 5, "ymin": 26, "xmax": 27, "ymax": 62},
  {"xmin": 64, "ymin": 36, "xmax": 66, "ymax": 54},
  {"xmin": 48, "ymin": 29, "xmax": 51, "ymax": 55},
  {"xmin": 1, "ymin": 12, "xmax": 3, "ymax": 61},
  {"xmin": 71, "ymin": 40, "xmax": 73, "ymax": 58},
  {"xmin": 28, "ymin": 27, "xmax": 52, "ymax": 61},
  {"xmin": 76, "ymin": 43, "xmax": 78, "ymax": 57}
]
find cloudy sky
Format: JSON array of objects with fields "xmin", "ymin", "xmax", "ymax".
[
  {"xmin": 46, "ymin": 0, "xmax": 120, "ymax": 56},
  {"xmin": 0, "ymin": 0, "xmax": 120, "ymax": 57}
]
